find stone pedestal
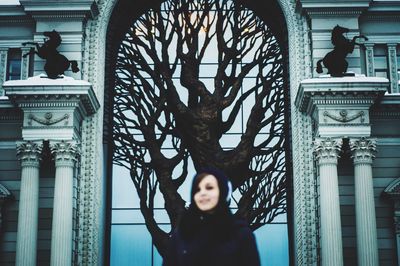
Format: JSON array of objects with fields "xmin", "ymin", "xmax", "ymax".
[
  {"xmin": 15, "ymin": 141, "xmax": 42, "ymax": 266},
  {"xmin": 350, "ymin": 138, "xmax": 379, "ymax": 266},
  {"xmin": 314, "ymin": 138, "xmax": 343, "ymax": 266}
]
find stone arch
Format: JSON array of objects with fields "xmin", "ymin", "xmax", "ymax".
[{"xmin": 78, "ymin": 0, "xmax": 317, "ymax": 264}]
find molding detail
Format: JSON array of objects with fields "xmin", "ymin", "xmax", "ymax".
[
  {"xmin": 350, "ymin": 137, "xmax": 377, "ymax": 164},
  {"xmin": 28, "ymin": 112, "xmax": 69, "ymax": 126},
  {"xmin": 0, "ymin": 184, "xmax": 12, "ymax": 234},
  {"xmin": 365, "ymin": 44, "xmax": 375, "ymax": 77},
  {"xmin": 323, "ymin": 110, "xmax": 365, "ymax": 123},
  {"xmin": 314, "ymin": 138, "xmax": 342, "ymax": 165},
  {"xmin": 16, "ymin": 141, "xmax": 42, "ymax": 167},
  {"xmin": 383, "ymin": 177, "xmax": 400, "ymax": 199},
  {"xmin": 0, "ymin": 184, "xmax": 11, "ymax": 199},
  {"xmin": 296, "ymin": 76, "xmax": 389, "ymax": 137},
  {"xmin": 51, "ymin": 140, "xmax": 80, "ymax": 167},
  {"xmin": 0, "ymin": 49, "xmax": 7, "ymax": 96}
]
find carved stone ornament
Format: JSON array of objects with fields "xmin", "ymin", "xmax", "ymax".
[
  {"xmin": 313, "ymin": 138, "xmax": 342, "ymax": 165},
  {"xmin": 28, "ymin": 112, "xmax": 69, "ymax": 126},
  {"xmin": 0, "ymin": 184, "xmax": 12, "ymax": 232},
  {"xmin": 50, "ymin": 140, "xmax": 80, "ymax": 167},
  {"xmin": 16, "ymin": 141, "xmax": 43, "ymax": 167},
  {"xmin": 323, "ymin": 110, "xmax": 365, "ymax": 123},
  {"xmin": 350, "ymin": 137, "xmax": 377, "ymax": 164}
]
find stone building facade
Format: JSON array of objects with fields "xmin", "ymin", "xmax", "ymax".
[{"xmin": 0, "ymin": 0, "xmax": 399, "ymax": 265}]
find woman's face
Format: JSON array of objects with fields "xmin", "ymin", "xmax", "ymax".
[{"xmin": 194, "ymin": 174, "xmax": 220, "ymax": 213}]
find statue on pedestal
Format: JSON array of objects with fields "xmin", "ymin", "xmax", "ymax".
[
  {"xmin": 316, "ymin": 25, "xmax": 368, "ymax": 77},
  {"xmin": 22, "ymin": 30, "xmax": 80, "ymax": 79}
]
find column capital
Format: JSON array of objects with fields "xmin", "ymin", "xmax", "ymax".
[
  {"xmin": 314, "ymin": 138, "xmax": 342, "ymax": 165},
  {"xmin": 16, "ymin": 140, "xmax": 42, "ymax": 167},
  {"xmin": 350, "ymin": 137, "xmax": 377, "ymax": 164},
  {"xmin": 50, "ymin": 140, "xmax": 80, "ymax": 167}
]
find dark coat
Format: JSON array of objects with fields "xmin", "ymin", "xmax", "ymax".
[{"xmin": 163, "ymin": 214, "xmax": 261, "ymax": 266}]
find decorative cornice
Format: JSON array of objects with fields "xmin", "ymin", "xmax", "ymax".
[
  {"xmin": 370, "ymin": 93, "xmax": 400, "ymax": 117},
  {"xmin": 299, "ymin": 0, "xmax": 370, "ymax": 17},
  {"xmin": 350, "ymin": 137, "xmax": 377, "ymax": 164},
  {"xmin": 314, "ymin": 138, "xmax": 342, "ymax": 165},
  {"xmin": 296, "ymin": 76, "xmax": 389, "ymax": 115},
  {"xmin": 0, "ymin": 107, "xmax": 23, "ymax": 121},
  {"xmin": 20, "ymin": 0, "xmax": 99, "ymax": 20},
  {"xmin": 0, "ymin": 16, "xmax": 35, "ymax": 24},
  {"xmin": 3, "ymin": 75, "xmax": 100, "ymax": 116}
]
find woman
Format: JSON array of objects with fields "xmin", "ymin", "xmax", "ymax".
[{"xmin": 163, "ymin": 168, "xmax": 261, "ymax": 266}]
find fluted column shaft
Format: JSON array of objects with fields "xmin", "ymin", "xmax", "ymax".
[
  {"xmin": 314, "ymin": 138, "xmax": 343, "ymax": 266},
  {"xmin": 16, "ymin": 141, "xmax": 42, "ymax": 266},
  {"xmin": 350, "ymin": 138, "xmax": 379, "ymax": 266},
  {"xmin": 50, "ymin": 141, "xmax": 78, "ymax": 266}
]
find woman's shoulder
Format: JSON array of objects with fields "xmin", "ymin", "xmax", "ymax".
[{"xmin": 232, "ymin": 218, "xmax": 254, "ymax": 238}]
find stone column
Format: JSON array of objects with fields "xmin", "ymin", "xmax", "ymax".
[
  {"xmin": 314, "ymin": 138, "xmax": 343, "ymax": 266},
  {"xmin": 350, "ymin": 138, "xmax": 379, "ymax": 266},
  {"xmin": 50, "ymin": 141, "xmax": 79, "ymax": 266},
  {"xmin": 15, "ymin": 141, "xmax": 42, "ymax": 266}
]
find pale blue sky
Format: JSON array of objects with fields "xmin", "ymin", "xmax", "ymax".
[{"xmin": 0, "ymin": 0, "xmax": 20, "ymax": 5}]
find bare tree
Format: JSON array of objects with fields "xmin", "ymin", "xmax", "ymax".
[{"xmin": 113, "ymin": 0, "xmax": 287, "ymax": 256}]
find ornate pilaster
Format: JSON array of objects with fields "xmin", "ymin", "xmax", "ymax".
[
  {"xmin": 365, "ymin": 43, "xmax": 375, "ymax": 77},
  {"xmin": 387, "ymin": 44, "xmax": 399, "ymax": 94},
  {"xmin": 0, "ymin": 48, "xmax": 8, "ymax": 96},
  {"xmin": 350, "ymin": 137, "xmax": 379, "ymax": 266},
  {"xmin": 20, "ymin": 47, "xmax": 31, "ymax": 80},
  {"xmin": 15, "ymin": 140, "xmax": 43, "ymax": 266},
  {"xmin": 50, "ymin": 140, "xmax": 79, "ymax": 266},
  {"xmin": 314, "ymin": 138, "xmax": 343, "ymax": 266}
]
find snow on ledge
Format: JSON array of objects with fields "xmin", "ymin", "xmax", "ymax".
[
  {"xmin": 3, "ymin": 74, "xmax": 91, "ymax": 87},
  {"xmin": 301, "ymin": 74, "xmax": 389, "ymax": 84}
]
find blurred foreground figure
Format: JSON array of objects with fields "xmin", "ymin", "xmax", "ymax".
[{"xmin": 163, "ymin": 168, "xmax": 260, "ymax": 266}]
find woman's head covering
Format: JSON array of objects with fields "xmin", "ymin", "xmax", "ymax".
[
  {"xmin": 179, "ymin": 167, "xmax": 234, "ymax": 240},
  {"xmin": 190, "ymin": 167, "xmax": 232, "ymax": 209}
]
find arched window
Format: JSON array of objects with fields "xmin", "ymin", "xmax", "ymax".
[{"xmin": 107, "ymin": 0, "xmax": 291, "ymax": 264}]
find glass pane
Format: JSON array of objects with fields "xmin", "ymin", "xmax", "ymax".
[
  {"xmin": 254, "ymin": 223, "xmax": 289, "ymax": 266},
  {"xmin": 112, "ymin": 165, "xmax": 139, "ymax": 208},
  {"xmin": 110, "ymin": 225, "xmax": 152, "ymax": 266},
  {"xmin": 6, "ymin": 49, "xmax": 22, "ymax": 80}
]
